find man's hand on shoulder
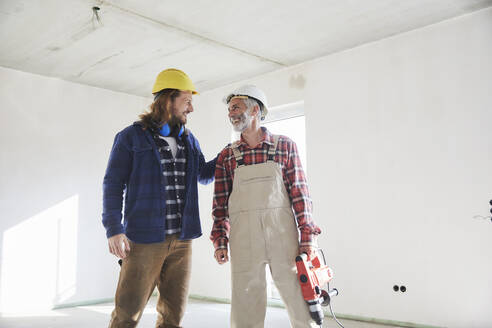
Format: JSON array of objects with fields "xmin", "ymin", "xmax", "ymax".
[{"xmin": 108, "ymin": 233, "xmax": 131, "ymax": 259}]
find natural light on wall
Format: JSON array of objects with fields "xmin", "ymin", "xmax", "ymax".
[{"xmin": 1, "ymin": 195, "xmax": 79, "ymax": 316}]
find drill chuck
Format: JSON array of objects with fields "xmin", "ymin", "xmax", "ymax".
[{"xmin": 306, "ymin": 298, "xmax": 324, "ymax": 325}]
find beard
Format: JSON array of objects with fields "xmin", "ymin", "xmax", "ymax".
[
  {"xmin": 169, "ymin": 115, "xmax": 183, "ymax": 127},
  {"xmin": 170, "ymin": 106, "xmax": 187, "ymax": 125},
  {"xmin": 230, "ymin": 110, "xmax": 253, "ymax": 132}
]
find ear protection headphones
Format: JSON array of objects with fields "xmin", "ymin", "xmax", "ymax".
[{"xmin": 159, "ymin": 123, "xmax": 184, "ymax": 137}]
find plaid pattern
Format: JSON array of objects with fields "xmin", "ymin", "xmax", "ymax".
[
  {"xmin": 151, "ymin": 131, "xmax": 187, "ymax": 235},
  {"xmin": 102, "ymin": 122, "xmax": 216, "ymax": 243},
  {"xmin": 211, "ymin": 127, "xmax": 321, "ymax": 250}
]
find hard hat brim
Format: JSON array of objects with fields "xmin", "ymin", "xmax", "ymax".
[
  {"xmin": 152, "ymin": 68, "xmax": 199, "ymax": 95},
  {"xmin": 223, "ymin": 94, "xmax": 268, "ymax": 120}
]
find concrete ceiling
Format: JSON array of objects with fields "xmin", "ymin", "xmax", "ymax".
[{"xmin": 1, "ymin": 0, "xmax": 491, "ymax": 97}]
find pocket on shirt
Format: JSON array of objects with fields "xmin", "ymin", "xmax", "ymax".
[
  {"xmin": 132, "ymin": 145, "xmax": 153, "ymax": 160},
  {"xmin": 131, "ymin": 145, "xmax": 155, "ymax": 170}
]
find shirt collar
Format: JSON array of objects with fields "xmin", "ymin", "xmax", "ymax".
[{"xmin": 238, "ymin": 127, "xmax": 274, "ymax": 147}]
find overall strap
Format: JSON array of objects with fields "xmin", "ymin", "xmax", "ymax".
[
  {"xmin": 231, "ymin": 141, "xmax": 245, "ymax": 167},
  {"xmin": 267, "ymin": 135, "xmax": 280, "ymax": 162}
]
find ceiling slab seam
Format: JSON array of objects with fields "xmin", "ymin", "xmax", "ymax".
[{"xmin": 100, "ymin": 0, "xmax": 287, "ymax": 68}]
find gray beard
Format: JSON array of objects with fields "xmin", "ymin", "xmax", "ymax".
[{"xmin": 231, "ymin": 111, "xmax": 252, "ymax": 132}]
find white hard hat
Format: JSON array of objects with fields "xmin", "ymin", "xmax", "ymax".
[{"xmin": 223, "ymin": 85, "xmax": 269, "ymax": 120}]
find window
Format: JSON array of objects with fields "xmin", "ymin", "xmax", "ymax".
[{"xmin": 263, "ymin": 101, "xmax": 307, "ymax": 172}]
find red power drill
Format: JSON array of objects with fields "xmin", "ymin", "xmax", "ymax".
[{"xmin": 295, "ymin": 252, "xmax": 339, "ymax": 326}]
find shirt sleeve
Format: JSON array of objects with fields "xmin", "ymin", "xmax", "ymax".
[
  {"xmin": 191, "ymin": 133, "xmax": 218, "ymax": 185},
  {"xmin": 283, "ymin": 139, "xmax": 321, "ymax": 246},
  {"xmin": 210, "ymin": 148, "xmax": 233, "ymax": 250},
  {"xmin": 102, "ymin": 132, "xmax": 132, "ymax": 238}
]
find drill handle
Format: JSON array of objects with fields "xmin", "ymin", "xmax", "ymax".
[
  {"xmin": 320, "ymin": 288, "xmax": 339, "ymax": 306},
  {"xmin": 296, "ymin": 253, "xmax": 309, "ymax": 262},
  {"xmin": 296, "ymin": 252, "xmax": 322, "ymax": 267}
]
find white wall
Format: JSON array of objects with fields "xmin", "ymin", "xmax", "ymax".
[
  {"xmin": 0, "ymin": 67, "xmax": 148, "ymax": 312},
  {"xmin": 0, "ymin": 6, "xmax": 490, "ymax": 328},
  {"xmin": 189, "ymin": 8, "xmax": 492, "ymax": 328}
]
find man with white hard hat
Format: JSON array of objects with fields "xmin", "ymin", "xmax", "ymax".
[{"xmin": 210, "ymin": 85, "xmax": 321, "ymax": 327}]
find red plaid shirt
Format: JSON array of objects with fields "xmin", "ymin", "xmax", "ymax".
[{"xmin": 211, "ymin": 127, "xmax": 321, "ymax": 250}]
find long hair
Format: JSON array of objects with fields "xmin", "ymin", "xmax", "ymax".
[{"xmin": 139, "ymin": 89, "xmax": 180, "ymax": 130}]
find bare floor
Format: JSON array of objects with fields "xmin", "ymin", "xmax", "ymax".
[{"xmin": 0, "ymin": 296, "xmax": 400, "ymax": 328}]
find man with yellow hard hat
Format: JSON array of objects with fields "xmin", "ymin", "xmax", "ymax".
[{"xmin": 102, "ymin": 68, "xmax": 217, "ymax": 328}]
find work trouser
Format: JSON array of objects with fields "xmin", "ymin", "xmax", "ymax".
[
  {"xmin": 228, "ymin": 137, "xmax": 316, "ymax": 328},
  {"xmin": 109, "ymin": 234, "xmax": 192, "ymax": 328}
]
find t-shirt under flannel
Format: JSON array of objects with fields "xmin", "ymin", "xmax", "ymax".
[
  {"xmin": 210, "ymin": 127, "xmax": 321, "ymax": 250},
  {"xmin": 151, "ymin": 130, "xmax": 187, "ymax": 235}
]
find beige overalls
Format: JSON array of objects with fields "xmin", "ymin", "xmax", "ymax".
[{"xmin": 228, "ymin": 135, "xmax": 317, "ymax": 328}]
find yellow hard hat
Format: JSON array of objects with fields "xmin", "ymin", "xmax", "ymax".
[{"xmin": 152, "ymin": 68, "xmax": 198, "ymax": 95}]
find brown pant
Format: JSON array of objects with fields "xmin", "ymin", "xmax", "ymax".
[{"xmin": 109, "ymin": 234, "xmax": 192, "ymax": 328}]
